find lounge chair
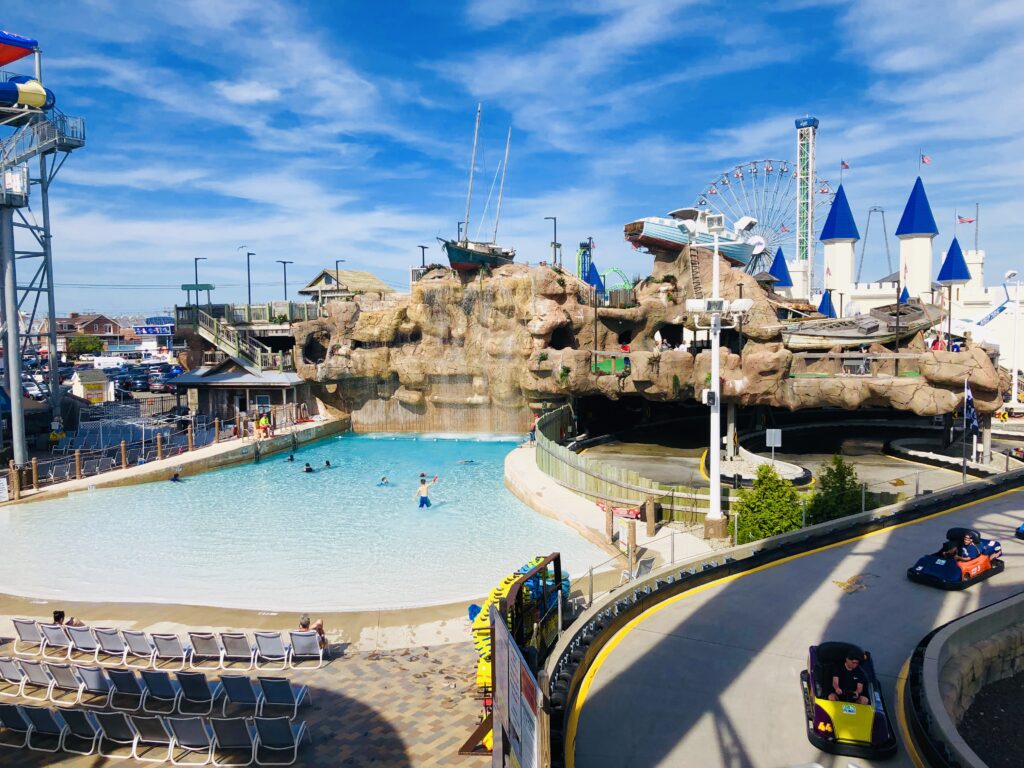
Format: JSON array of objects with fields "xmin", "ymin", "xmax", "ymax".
[
  {"xmin": 95, "ymin": 710, "xmax": 140, "ymax": 759},
  {"xmin": 139, "ymin": 669, "xmax": 182, "ymax": 714},
  {"xmin": 81, "ymin": 458, "xmax": 100, "ymax": 476},
  {"xmin": 38, "ymin": 623, "xmax": 73, "ymax": 661},
  {"xmin": 218, "ymin": 675, "xmax": 263, "ymax": 717},
  {"xmin": 0, "ymin": 659, "xmax": 25, "ymax": 699},
  {"xmin": 287, "ymin": 631, "xmax": 325, "ymax": 669},
  {"xmin": 52, "ymin": 436, "xmax": 71, "ymax": 454},
  {"xmin": 0, "ymin": 703, "xmax": 30, "ymax": 748},
  {"xmin": 256, "ymin": 678, "xmax": 309, "ymax": 720},
  {"xmin": 99, "ymin": 457, "xmax": 116, "ymax": 473},
  {"xmin": 176, "ymin": 671, "xmax": 223, "ymax": 716},
  {"xmin": 60, "ymin": 708, "xmax": 102, "ymax": 756},
  {"xmin": 126, "ymin": 448, "xmax": 140, "ymax": 465},
  {"xmin": 94, "ymin": 627, "xmax": 130, "ymax": 667},
  {"xmin": 44, "ymin": 663, "xmax": 85, "ymax": 706},
  {"xmin": 129, "ymin": 714, "xmax": 175, "ymax": 763},
  {"xmin": 253, "ymin": 633, "xmax": 290, "ymax": 671},
  {"xmin": 66, "ymin": 625, "xmax": 101, "ymax": 662},
  {"xmin": 188, "ymin": 632, "xmax": 225, "ymax": 670},
  {"xmin": 75, "ymin": 665, "xmax": 114, "ymax": 709},
  {"xmin": 152, "ymin": 634, "xmax": 193, "ymax": 671},
  {"xmin": 618, "ymin": 557, "xmax": 655, "ymax": 586},
  {"xmin": 11, "ymin": 619, "xmax": 44, "ymax": 656},
  {"xmin": 220, "ymin": 633, "xmax": 256, "ymax": 670},
  {"xmin": 107, "ymin": 668, "xmax": 148, "ymax": 712},
  {"xmin": 48, "ymin": 463, "xmax": 70, "ymax": 482},
  {"xmin": 253, "ymin": 717, "xmax": 309, "ymax": 766},
  {"xmin": 123, "ymin": 630, "xmax": 158, "ymax": 668},
  {"xmin": 17, "ymin": 660, "xmax": 55, "ymax": 702},
  {"xmin": 167, "ymin": 716, "xmax": 215, "ymax": 766},
  {"xmin": 210, "ymin": 717, "xmax": 257, "ymax": 767},
  {"xmin": 20, "ymin": 705, "xmax": 67, "ymax": 752}
]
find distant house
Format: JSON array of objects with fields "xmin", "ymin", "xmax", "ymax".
[
  {"xmin": 298, "ymin": 269, "xmax": 394, "ymax": 305},
  {"xmin": 37, "ymin": 313, "xmax": 125, "ymax": 353}
]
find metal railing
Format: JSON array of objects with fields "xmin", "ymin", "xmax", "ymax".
[{"xmin": 193, "ymin": 309, "xmax": 291, "ymax": 370}]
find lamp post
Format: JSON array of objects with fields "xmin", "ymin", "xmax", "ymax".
[
  {"xmin": 457, "ymin": 221, "xmax": 465, "ymax": 242},
  {"xmin": 708, "ymin": 220, "xmax": 723, "ymax": 536},
  {"xmin": 1007, "ymin": 270, "xmax": 1020, "ymax": 406},
  {"xmin": 544, "ymin": 216, "xmax": 558, "ymax": 267},
  {"xmin": 238, "ymin": 246, "xmax": 254, "ymax": 306},
  {"xmin": 418, "ymin": 246, "xmax": 428, "ymax": 268},
  {"xmin": 193, "ymin": 257, "xmax": 207, "ymax": 309},
  {"xmin": 276, "ymin": 260, "xmax": 293, "ymax": 302}
]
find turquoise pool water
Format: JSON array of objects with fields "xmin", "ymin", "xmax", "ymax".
[{"xmin": 0, "ymin": 434, "xmax": 608, "ymax": 611}]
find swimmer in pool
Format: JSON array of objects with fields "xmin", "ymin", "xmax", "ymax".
[
  {"xmin": 303, "ymin": 463, "xmax": 314, "ymax": 473},
  {"xmin": 414, "ymin": 476, "xmax": 437, "ymax": 507},
  {"xmin": 378, "ymin": 476, "xmax": 389, "ymax": 486}
]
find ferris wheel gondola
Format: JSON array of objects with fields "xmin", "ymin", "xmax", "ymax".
[{"xmin": 696, "ymin": 160, "xmax": 834, "ymax": 274}]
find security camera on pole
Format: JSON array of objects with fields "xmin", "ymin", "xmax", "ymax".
[{"xmin": 686, "ymin": 214, "xmax": 753, "ymax": 538}]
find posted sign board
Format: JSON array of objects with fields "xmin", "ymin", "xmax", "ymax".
[
  {"xmin": 491, "ymin": 605, "xmax": 541, "ymax": 768},
  {"xmin": 765, "ymin": 429, "xmax": 782, "ymax": 448}
]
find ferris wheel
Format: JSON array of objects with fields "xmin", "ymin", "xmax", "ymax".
[{"xmin": 695, "ymin": 160, "xmax": 834, "ymax": 274}]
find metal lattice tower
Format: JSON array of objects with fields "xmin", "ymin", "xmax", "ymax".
[
  {"xmin": 0, "ymin": 49, "xmax": 85, "ymax": 464},
  {"xmin": 795, "ymin": 116, "xmax": 819, "ymax": 293}
]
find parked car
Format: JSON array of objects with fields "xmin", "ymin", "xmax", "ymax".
[
  {"xmin": 148, "ymin": 375, "xmax": 178, "ymax": 394},
  {"xmin": 125, "ymin": 373, "xmax": 152, "ymax": 392}
]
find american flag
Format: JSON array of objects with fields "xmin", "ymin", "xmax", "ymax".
[
  {"xmin": 840, "ymin": 160, "xmax": 850, "ymax": 170},
  {"xmin": 964, "ymin": 382, "xmax": 979, "ymax": 437},
  {"xmin": 958, "ymin": 215, "xmax": 976, "ymax": 224},
  {"xmin": 921, "ymin": 153, "xmax": 932, "ymax": 165},
  {"xmin": 779, "ymin": 224, "xmax": 791, "ymax": 233}
]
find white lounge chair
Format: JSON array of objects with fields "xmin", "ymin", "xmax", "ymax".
[
  {"xmin": 152, "ymin": 634, "xmax": 192, "ymax": 671},
  {"xmin": 0, "ymin": 659, "xmax": 25, "ymax": 699},
  {"xmin": 0, "ymin": 703, "xmax": 30, "ymax": 748},
  {"xmin": 38, "ymin": 624, "xmax": 73, "ymax": 661},
  {"xmin": 94, "ymin": 710, "xmax": 139, "ymax": 759},
  {"xmin": 287, "ymin": 631, "xmax": 325, "ymax": 669},
  {"xmin": 123, "ymin": 630, "xmax": 158, "ymax": 669},
  {"xmin": 253, "ymin": 717, "xmax": 309, "ymax": 766},
  {"xmin": 167, "ymin": 716, "xmax": 215, "ymax": 766},
  {"xmin": 220, "ymin": 633, "xmax": 256, "ymax": 670},
  {"xmin": 139, "ymin": 670, "xmax": 182, "ymax": 714},
  {"xmin": 75, "ymin": 665, "xmax": 114, "ymax": 709},
  {"xmin": 129, "ymin": 714, "xmax": 175, "ymax": 763},
  {"xmin": 11, "ymin": 619, "xmax": 44, "ymax": 657},
  {"xmin": 188, "ymin": 632, "xmax": 225, "ymax": 670},
  {"xmin": 219, "ymin": 675, "xmax": 263, "ymax": 717},
  {"xmin": 256, "ymin": 678, "xmax": 309, "ymax": 721},
  {"xmin": 253, "ymin": 633, "xmax": 290, "ymax": 671},
  {"xmin": 20, "ymin": 705, "xmax": 68, "ymax": 753},
  {"xmin": 94, "ymin": 627, "xmax": 130, "ymax": 667},
  {"xmin": 66, "ymin": 626, "xmax": 101, "ymax": 663},
  {"xmin": 17, "ymin": 660, "xmax": 55, "ymax": 703},
  {"xmin": 210, "ymin": 717, "xmax": 257, "ymax": 767},
  {"xmin": 60, "ymin": 708, "xmax": 102, "ymax": 756},
  {"xmin": 107, "ymin": 668, "xmax": 148, "ymax": 712},
  {"xmin": 44, "ymin": 663, "xmax": 85, "ymax": 706},
  {"xmin": 176, "ymin": 671, "xmax": 223, "ymax": 716}
]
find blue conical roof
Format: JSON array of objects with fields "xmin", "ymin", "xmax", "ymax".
[
  {"xmin": 819, "ymin": 184, "xmax": 860, "ymax": 241},
  {"xmin": 768, "ymin": 247, "xmax": 793, "ymax": 288},
  {"xmin": 895, "ymin": 177, "xmax": 938, "ymax": 237},
  {"xmin": 817, "ymin": 291, "xmax": 836, "ymax": 318},
  {"xmin": 936, "ymin": 237, "xmax": 971, "ymax": 285},
  {"xmin": 899, "ymin": 286, "xmax": 910, "ymax": 304}
]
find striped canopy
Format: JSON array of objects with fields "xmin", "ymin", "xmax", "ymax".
[{"xmin": 0, "ymin": 30, "xmax": 36, "ymax": 67}]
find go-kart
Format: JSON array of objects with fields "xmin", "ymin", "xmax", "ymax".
[
  {"xmin": 907, "ymin": 527, "xmax": 1003, "ymax": 590},
  {"xmin": 799, "ymin": 642, "xmax": 897, "ymax": 759},
  {"xmin": 1016, "ymin": 522, "xmax": 1024, "ymax": 541}
]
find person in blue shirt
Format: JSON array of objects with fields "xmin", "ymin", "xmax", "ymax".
[{"xmin": 956, "ymin": 532, "xmax": 981, "ymax": 561}]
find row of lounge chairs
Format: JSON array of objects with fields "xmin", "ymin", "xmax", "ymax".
[
  {"xmin": 12, "ymin": 621, "xmax": 326, "ymax": 670},
  {"xmin": 0, "ymin": 705, "xmax": 309, "ymax": 765},
  {"xmin": 0, "ymin": 660, "xmax": 310, "ymax": 719},
  {"xmin": 52, "ymin": 429, "xmax": 220, "ymax": 455}
]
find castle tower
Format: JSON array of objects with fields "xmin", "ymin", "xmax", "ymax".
[
  {"xmin": 768, "ymin": 246, "xmax": 794, "ymax": 297},
  {"xmin": 793, "ymin": 117, "xmax": 819, "ymax": 299},
  {"xmin": 895, "ymin": 177, "xmax": 938, "ymax": 299},
  {"xmin": 819, "ymin": 184, "xmax": 859, "ymax": 311}
]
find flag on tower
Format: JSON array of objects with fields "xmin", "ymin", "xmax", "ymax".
[
  {"xmin": 779, "ymin": 223, "xmax": 790, "ymax": 233},
  {"xmin": 920, "ymin": 153, "xmax": 932, "ymax": 165},
  {"xmin": 840, "ymin": 160, "xmax": 850, "ymax": 170},
  {"xmin": 964, "ymin": 382, "xmax": 979, "ymax": 437},
  {"xmin": 957, "ymin": 215, "xmax": 975, "ymax": 224}
]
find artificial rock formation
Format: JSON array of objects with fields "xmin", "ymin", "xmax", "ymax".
[{"xmin": 291, "ymin": 245, "xmax": 1007, "ymax": 431}]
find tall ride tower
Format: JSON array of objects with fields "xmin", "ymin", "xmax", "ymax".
[{"xmin": 794, "ymin": 116, "xmax": 819, "ymax": 298}]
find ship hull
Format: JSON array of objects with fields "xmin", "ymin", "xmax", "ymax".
[
  {"xmin": 782, "ymin": 319, "xmax": 934, "ymax": 351},
  {"xmin": 442, "ymin": 240, "xmax": 515, "ymax": 272}
]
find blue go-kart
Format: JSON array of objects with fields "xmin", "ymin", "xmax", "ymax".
[{"xmin": 907, "ymin": 527, "xmax": 1003, "ymax": 590}]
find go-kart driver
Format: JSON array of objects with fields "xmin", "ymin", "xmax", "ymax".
[
  {"xmin": 956, "ymin": 533, "xmax": 981, "ymax": 562},
  {"xmin": 829, "ymin": 654, "xmax": 870, "ymax": 705}
]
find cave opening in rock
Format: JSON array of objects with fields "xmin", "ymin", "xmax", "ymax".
[
  {"xmin": 302, "ymin": 334, "xmax": 329, "ymax": 364},
  {"xmin": 402, "ymin": 329, "xmax": 423, "ymax": 343},
  {"xmin": 658, "ymin": 324, "xmax": 684, "ymax": 347},
  {"xmin": 617, "ymin": 329, "xmax": 633, "ymax": 346},
  {"xmin": 549, "ymin": 325, "xmax": 576, "ymax": 350}
]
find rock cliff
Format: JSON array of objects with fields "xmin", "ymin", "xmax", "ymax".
[{"xmin": 291, "ymin": 245, "xmax": 1006, "ymax": 430}]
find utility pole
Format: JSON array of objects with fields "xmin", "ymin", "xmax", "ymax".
[
  {"xmin": 276, "ymin": 260, "xmax": 293, "ymax": 302},
  {"xmin": 418, "ymin": 246, "xmax": 428, "ymax": 268},
  {"xmin": 238, "ymin": 247, "xmax": 254, "ymax": 306}
]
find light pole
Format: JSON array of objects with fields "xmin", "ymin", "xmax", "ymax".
[
  {"xmin": 276, "ymin": 260, "xmax": 293, "ymax": 302},
  {"xmin": 238, "ymin": 246, "xmax": 254, "ymax": 306},
  {"xmin": 193, "ymin": 257, "xmax": 207, "ymax": 309},
  {"xmin": 332, "ymin": 259, "xmax": 346, "ymax": 303},
  {"xmin": 1007, "ymin": 269, "xmax": 1019, "ymax": 406},
  {"xmin": 418, "ymin": 246, "xmax": 428, "ymax": 268},
  {"xmin": 457, "ymin": 221, "xmax": 465, "ymax": 242},
  {"xmin": 544, "ymin": 216, "xmax": 558, "ymax": 267},
  {"xmin": 708, "ymin": 218, "xmax": 724, "ymax": 536}
]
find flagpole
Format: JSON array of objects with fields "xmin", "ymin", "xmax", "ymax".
[
  {"xmin": 918, "ymin": 148, "xmax": 922, "ymax": 173},
  {"xmin": 962, "ymin": 377, "xmax": 968, "ymax": 485},
  {"xmin": 975, "ymin": 202, "xmax": 979, "ymax": 252},
  {"xmin": 840, "ymin": 160, "xmax": 844, "ymax": 184}
]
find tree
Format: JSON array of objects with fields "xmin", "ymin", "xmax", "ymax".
[
  {"xmin": 734, "ymin": 464, "xmax": 802, "ymax": 544},
  {"xmin": 806, "ymin": 455, "xmax": 861, "ymax": 525},
  {"xmin": 67, "ymin": 335, "xmax": 103, "ymax": 358}
]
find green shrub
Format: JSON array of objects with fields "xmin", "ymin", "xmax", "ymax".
[
  {"xmin": 806, "ymin": 455, "xmax": 862, "ymax": 524},
  {"xmin": 671, "ymin": 374, "xmax": 681, "ymax": 396},
  {"xmin": 538, "ymin": 352, "xmax": 549, "ymax": 363},
  {"xmin": 559, "ymin": 365, "xmax": 571, "ymax": 382},
  {"xmin": 735, "ymin": 465, "xmax": 802, "ymax": 545}
]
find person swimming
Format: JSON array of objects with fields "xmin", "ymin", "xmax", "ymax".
[
  {"xmin": 303, "ymin": 463, "xmax": 314, "ymax": 473},
  {"xmin": 324, "ymin": 460, "xmax": 331, "ymax": 468},
  {"xmin": 286, "ymin": 454, "xmax": 294, "ymax": 462},
  {"xmin": 457, "ymin": 460, "xmax": 476, "ymax": 465},
  {"xmin": 378, "ymin": 476, "xmax": 389, "ymax": 486}
]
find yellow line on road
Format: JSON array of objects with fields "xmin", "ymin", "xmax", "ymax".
[
  {"xmin": 895, "ymin": 656, "xmax": 927, "ymax": 768},
  {"xmin": 564, "ymin": 486, "xmax": 1019, "ymax": 768}
]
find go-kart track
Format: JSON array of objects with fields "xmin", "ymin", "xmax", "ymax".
[{"xmin": 569, "ymin": 488, "xmax": 1024, "ymax": 768}]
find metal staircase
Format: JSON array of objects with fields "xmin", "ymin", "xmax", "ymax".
[{"xmin": 193, "ymin": 308, "xmax": 292, "ymax": 371}]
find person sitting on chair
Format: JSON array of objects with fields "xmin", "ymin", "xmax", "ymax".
[
  {"xmin": 829, "ymin": 654, "xmax": 869, "ymax": 705},
  {"xmin": 956, "ymin": 532, "xmax": 981, "ymax": 561}
]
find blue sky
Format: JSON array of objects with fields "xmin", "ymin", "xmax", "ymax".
[{"xmin": 3, "ymin": 0, "xmax": 1023, "ymax": 313}]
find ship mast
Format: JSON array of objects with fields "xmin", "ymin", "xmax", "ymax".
[
  {"xmin": 492, "ymin": 126, "xmax": 511, "ymax": 244},
  {"xmin": 463, "ymin": 104, "xmax": 481, "ymax": 245}
]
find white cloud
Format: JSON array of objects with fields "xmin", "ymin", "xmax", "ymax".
[{"xmin": 213, "ymin": 79, "xmax": 281, "ymax": 105}]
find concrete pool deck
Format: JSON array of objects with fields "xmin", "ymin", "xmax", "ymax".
[{"xmin": 2, "ymin": 417, "xmax": 349, "ymax": 505}]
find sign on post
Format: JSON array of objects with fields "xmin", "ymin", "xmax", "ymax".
[
  {"xmin": 766, "ymin": 428, "xmax": 782, "ymax": 465},
  {"xmin": 491, "ymin": 605, "xmax": 540, "ymax": 768}
]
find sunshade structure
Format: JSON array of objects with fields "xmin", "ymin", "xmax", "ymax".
[
  {"xmin": 768, "ymin": 247, "xmax": 793, "ymax": 288},
  {"xmin": 817, "ymin": 291, "xmax": 837, "ymax": 319},
  {"xmin": 0, "ymin": 30, "xmax": 36, "ymax": 67}
]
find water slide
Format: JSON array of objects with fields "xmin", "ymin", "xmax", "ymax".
[
  {"xmin": 570, "ymin": 488, "xmax": 1024, "ymax": 767},
  {"xmin": 0, "ymin": 29, "xmax": 54, "ymax": 110}
]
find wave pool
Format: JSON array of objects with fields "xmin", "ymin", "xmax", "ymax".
[{"xmin": 0, "ymin": 434, "xmax": 608, "ymax": 611}]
